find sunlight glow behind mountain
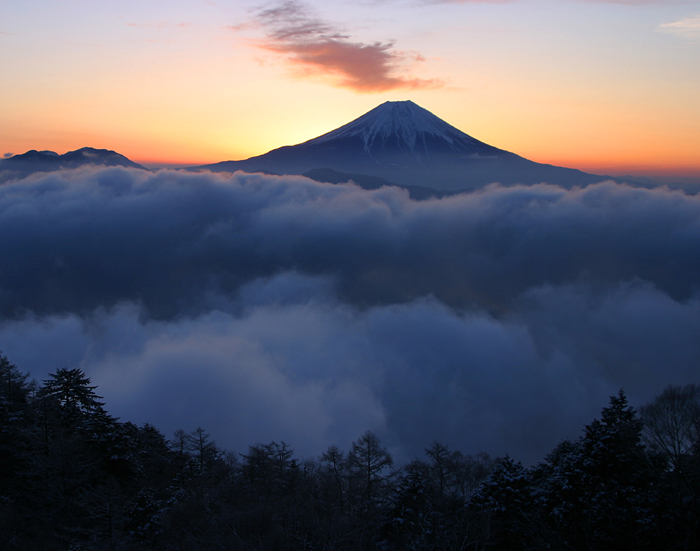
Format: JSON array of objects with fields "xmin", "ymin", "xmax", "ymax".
[{"xmin": 0, "ymin": 0, "xmax": 698, "ymax": 182}]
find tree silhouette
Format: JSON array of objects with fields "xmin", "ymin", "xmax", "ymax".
[{"xmin": 348, "ymin": 430, "xmax": 393, "ymax": 516}]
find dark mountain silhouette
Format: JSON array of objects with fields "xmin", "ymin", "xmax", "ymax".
[
  {"xmin": 0, "ymin": 147, "xmax": 146, "ymax": 183},
  {"xmin": 302, "ymin": 168, "xmax": 458, "ymax": 200},
  {"xmin": 3, "ymin": 104, "xmax": 674, "ymax": 192},
  {"xmin": 191, "ymin": 100, "xmax": 613, "ymax": 191}
]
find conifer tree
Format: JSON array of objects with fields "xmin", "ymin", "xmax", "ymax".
[{"xmin": 347, "ymin": 430, "xmax": 394, "ymax": 514}]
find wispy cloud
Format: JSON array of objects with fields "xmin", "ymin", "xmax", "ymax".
[
  {"xmin": 126, "ymin": 22, "xmax": 169, "ymax": 28},
  {"xmin": 658, "ymin": 15, "xmax": 700, "ymax": 39},
  {"xmin": 251, "ymin": 1, "xmax": 442, "ymax": 92},
  {"xmin": 126, "ymin": 21, "xmax": 192, "ymax": 29}
]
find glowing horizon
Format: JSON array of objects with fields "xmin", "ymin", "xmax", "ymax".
[{"xmin": 2, "ymin": 0, "xmax": 699, "ymax": 183}]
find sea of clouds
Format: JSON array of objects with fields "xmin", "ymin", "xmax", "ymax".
[{"xmin": 1, "ymin": 166, "xmax": 698, "ymax": 464}]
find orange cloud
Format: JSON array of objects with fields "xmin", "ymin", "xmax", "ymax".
[{"xmin": 253, "ymin": 1, "xmax": 442, "ymax": 92}]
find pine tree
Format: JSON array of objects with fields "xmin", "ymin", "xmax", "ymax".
[
  {"xmin": 471, "ymin": 456, "xmax": 539, "ymax": 550},
  {"xmin": 537, "ymin": 390, "xmax": 661, "ymax": 550},
  {"xmin": 41, "ymin": 367, "xmax": 105, "ymax": 414},
  {"xmin": 319, "ymin": 444, "xmax": 347, "ymax": 515},
  {"xmin": 347, "ymin": 430, "xmax": 394, "ymax": 515},
  {"xmin": 0, "ymin": 353, "xmax": 33, "ymax": 540}
]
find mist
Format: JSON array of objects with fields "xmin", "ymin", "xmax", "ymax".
[{"xmin": 1, "ymin": 166, "xmax": 698, "ymax": 463}]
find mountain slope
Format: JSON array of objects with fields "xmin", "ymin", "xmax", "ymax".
[
  {"xmin": 193, "ymin": 101, "xmax": 609, "ymax": 191},
  {"xmin": 302, "ymin": 168, "xmax": 458, "ymax": 200},
  {"xmin": 306, "ymin": 99, "xmax": 501, "ymax": 158},
  {"xmin": 0, "ymin": 147, "xmax": 146, "ymax": 183}
]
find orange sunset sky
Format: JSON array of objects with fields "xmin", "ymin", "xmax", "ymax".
[{"xmin": 2, "ymin": 0, "xmax": 699, "ymax": 183}]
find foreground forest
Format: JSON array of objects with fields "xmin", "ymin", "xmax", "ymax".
[{"xmin": 1, "ymin": 353, "xmax": 699, "ymax": 551}]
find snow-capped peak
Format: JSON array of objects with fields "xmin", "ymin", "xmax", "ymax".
[{"xmin": 308, "ymin": 100, "xmax": 484, "ymax": 153}]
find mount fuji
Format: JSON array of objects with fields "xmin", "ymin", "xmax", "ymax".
[{"xmin": 192, "ymin": 100, "xmax": 609, "ymax": 192}]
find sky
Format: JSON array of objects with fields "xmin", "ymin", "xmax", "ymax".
[{"xmin": 1, "ymin": 0, "xmax": 700, "ymax": 183}]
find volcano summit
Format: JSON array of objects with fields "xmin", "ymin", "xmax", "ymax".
[{"xmin": 193, "ymin": 101, "xmax": 607, "ymax": 191}]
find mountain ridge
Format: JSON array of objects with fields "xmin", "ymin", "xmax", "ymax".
[
  {"xmin": 190, "ymin": 101, "xmax": 612, "ymax": 191},
  {"xmin": 0, "ymin": 147, "xmax": 146, "ymax": 183},
  {"xmin": 3, "ymin": 103, "xmax": 689, "ymax": 193}
]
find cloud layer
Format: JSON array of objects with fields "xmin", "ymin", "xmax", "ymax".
[
  {"xmin": 252, "ymin": 1, "xmax": 441, "ymax": 92},
  {"xmin": 1, "ymin": 166, "xmax": 699, "ymax": 463},
  {"xmin": 659, "ymin": 15, "xmax": 700, "ymax": 39}
]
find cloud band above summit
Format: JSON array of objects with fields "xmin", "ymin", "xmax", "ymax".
[{"xmin": 251, "ymin": 1, "xmax": 442, "ymax": 92}]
